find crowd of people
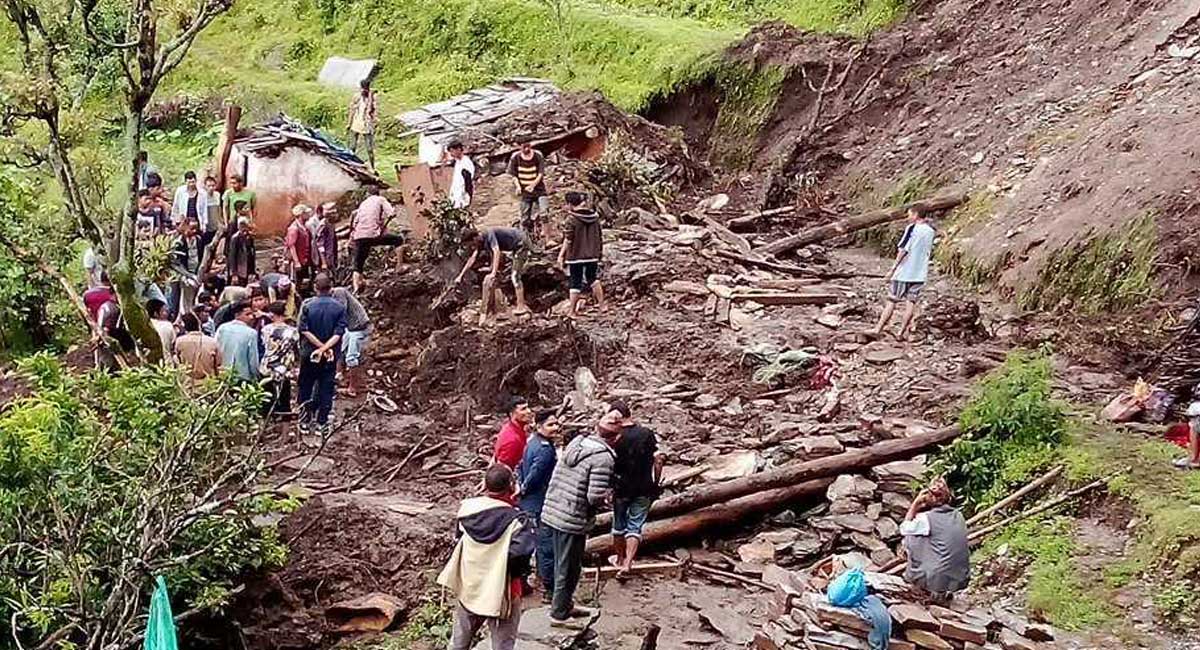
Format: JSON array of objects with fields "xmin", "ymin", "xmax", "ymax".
[
  {"xmin": 438, "ymin": 398, "xmax": 664, "ymax": 648},
  {"xmin": 439, "ymin": 402, "xmax": 972, "ymax": 649}
]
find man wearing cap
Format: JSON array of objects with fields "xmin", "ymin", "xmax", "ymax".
[
  {"xmin": 286, "ymin": 204, "xmax": 315, "ymax": 296},
  {"xmin": 260, "ymin": 271, "xmax": 293, "ymax": 304}
]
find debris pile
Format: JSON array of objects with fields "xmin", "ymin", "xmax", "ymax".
[
  {"xmin": 235, "ymin": 114, "xmax": 379, "ymax": 183},
  {"xmin": 754, "ymin": 562, "xmax": 1060, "ymax": 650},
  {"xmin": 735, "ymin": 458, "xmax": 923, "ymax": 570}
]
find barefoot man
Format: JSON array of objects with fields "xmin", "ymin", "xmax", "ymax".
[
  {"xmin": 452, "ymin": 226, "xmax": 531, "ymax": 325},
  {"xmin": 871, "ymin": 208, "xmax": 935, "ymax": 340}
]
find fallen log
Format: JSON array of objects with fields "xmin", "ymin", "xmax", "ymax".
[
  {"xmin": 726, "ymin": 205, "xmax": 798, "ymax": 231},
  {"xmin": 965, "ymin": 465, "xmax": 1063, "ymax": 527},
  {"xmin": 757, "ymin": 193, "xmax": 968, "ymax": 256},
  {"xmin": 595, "ymin": 425, "xmax": 960, "ymax": 529},
  {"xmin": 730, "ymin": 290, "xmax": 846, "ymax": 306},
  {"xmin": 706, "ymin": 248, "xmax": 875, "ymax": 279},
  {"xmin": 585, "ymin": 479, "xmax": 833, "ymax": 555}
]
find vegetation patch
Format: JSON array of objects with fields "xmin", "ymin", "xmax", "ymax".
[
  {"xmin": 931, "ymin": 349, "xmax": 1068, "ymax": 511},
  {"xmin": 1, "ymin": 355, "xmax": 289, "ymax": 648},
  {"xmin": 1018, "ymin": 213, "xmax": 1157, "ymax": 314},
  {"xmin": 604, "ymin": 0, "xmax": 908, "ymax": 34},
  {"xmin": 933, "ymin": 192, "xmax": 1003, "ymax": 288},
  {"xmin": 348, "ymin": 601, "xmax": 453, "ymax": 650},
  {"xmin": 978, "ymin": 517, "xmax": 1113, "ymax": 630},
  {"xmin": 708, "ymin": 62, "xmax": 786, "ymax": 168}
]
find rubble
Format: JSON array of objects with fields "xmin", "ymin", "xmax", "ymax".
[{"xmin": 742, "ymin": 562, "xmax": 1061, "ymax": 650}]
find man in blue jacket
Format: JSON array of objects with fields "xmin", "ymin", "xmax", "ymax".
[
  {"xmin": 297, "ymin": 273, "xmax": 347, "ymax": 435},
  {"xmin": 517, "ymin": 410, "xmax": 560, "ymax": 600}
]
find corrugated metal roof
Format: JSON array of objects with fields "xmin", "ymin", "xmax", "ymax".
[
  {"xmin": 317, "ymin": 57, "xmax": 378, "ymax": 89},
  {"xmin": 398, "ymin": 78, "xmax": 559, "ymax": 143},
  {"xmin": 234, "ymin": 114, "xmax": 381, "ymax": 185}
]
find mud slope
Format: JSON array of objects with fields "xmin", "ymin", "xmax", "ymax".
[{"xmin": 663, "ymin": 0, "xmax": 1200, "ymax": 302}]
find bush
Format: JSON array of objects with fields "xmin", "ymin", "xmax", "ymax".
[
  {"xmin": 1, "ymin": 355, "xmax": 288, "ymax": 650},
  {"xmin": 931, "ymin": 349, "xmax": 1068, "ymax": 510}
]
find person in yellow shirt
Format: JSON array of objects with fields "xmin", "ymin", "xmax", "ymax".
[{"xmin": 347, "ymin": 79, "xmax": 378, "ymax": 170}]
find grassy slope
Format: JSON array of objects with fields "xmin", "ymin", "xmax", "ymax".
[
  {"xmin": 156, "ymin": 0, "xmax": 905, "ymax": 173},
  {"xmin": 975, "ymin": 421, "xmax": 1200, "ymax": 636}
]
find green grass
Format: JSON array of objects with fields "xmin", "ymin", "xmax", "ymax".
[
  {"xmin": 933, "ymin": 192, "xmax": 1003, "ymax": 288},
  {"xmin": 708, "ymin": 62, "xmax": 786, "ymax": 168},
  {"xmin": 1018, "ymin": 212, "xmax": 1157, "ymax": 314},
  {"xmin": 979, "ymin": 517, "xmax": 1113, "ymax": 630},
  {"xmin": 604, "ymin": 0, "xmax": 908, "ymax": 33}
]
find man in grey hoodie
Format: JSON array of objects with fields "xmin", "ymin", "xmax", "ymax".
[
  {"xmin": 556, "ymin": 191, "xmax": 604, "ymax": 319},
  {"xmin": 540, "ymin": 409, "xmax": 620, "ymax": 626}
]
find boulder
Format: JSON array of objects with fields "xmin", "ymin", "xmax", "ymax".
[
  {"xmin": 875, "ymin": 517, "xmax": 900, "ymax": 540},
  {"xmin": 830, "ymin": 514, "xmax": 877, "ymax": 534},
  {"xmin": 800, "ymin": 435, "xmax": 846, "ymax": 458},
  {"xmin": 827, "ymin": 475, "xmax": 878, "ymax": 502}
]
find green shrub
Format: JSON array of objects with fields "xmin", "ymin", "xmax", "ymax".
[
  {"xmin": 931, "ymin": 349, "xmax": 1068, "ymax": 510},
  {"xmin": 1, "ymin": 355, "xmax": 288, "ymax": 649}
]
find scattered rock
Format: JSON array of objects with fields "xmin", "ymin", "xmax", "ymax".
[
  {"xmin": 863, "ymin": 344, "xmax": 905, "ymax": 365},
  {"xmin": 695, "ymin": 393, "xmax": 722, "ymax": 409},
  {"xmin": 801, "ymin": 435, "xmax": 846, "ymax": 458},
  {"xmin": 703, "ymin": 451, "xmax": 758, "ymax": 480},
  {"xmin": 738, "ymin": 537, "xmax": 777, "ymax": 564},
  {"xmin": 696, "ymin": 602, "xmax": 757, "ymax": 646},
  {"xmin": 827, "ymin": 474, "xmax": 878, "ymax": 502},
  {"xmin": 869, "ymin": 547, "xmax": 897, "ymax": 567},
  {"xmin": 875, "ymin": 517, "xmax": 900, "ymax": 539},
  {"xmin": 849, "ymin": 532, "xmax": 889, "ymax": 552}
]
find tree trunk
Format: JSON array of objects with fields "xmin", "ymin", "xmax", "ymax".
[
  {"xmin": 595, "ymin": 425, "xmax": 961, "ymax": 529},
  {"xmin": 115, "ymin": 103, "xmax": 162, "ymax": 363},
  {"xmin": 756, "ymin": 193, "xmax": 968, "ymax": 256},
  {"xmin": 585, "ymin": 479, "xmax": 833, "ymax": 555}
]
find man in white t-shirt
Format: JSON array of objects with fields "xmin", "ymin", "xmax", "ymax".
[
  {"xmin": 447, "ymin": 140, "xmax": 476, "ymax": 209},
  {"xmin": 871, "ymin": 208, "xmax": 936, "ymax": 341}
]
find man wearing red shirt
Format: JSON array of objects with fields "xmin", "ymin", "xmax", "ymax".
[
  {"xmin": 286, "ymin": 204, "xmax": 315, "ymax": 295},
  {"xmin": 494, "ymin": 396, "xmax": 533, "ymax": 470}
]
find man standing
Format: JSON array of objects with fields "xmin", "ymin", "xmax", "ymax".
[
  {"xmin": 171, "ymin": 171, "xmax": 208, "ymax": 228},
  {"xmin": 507, "ymin": 140, "xmax": 547, "ymax": 238},
  {"xmin": 309, "ymin": 202, "xmax": 338, "ymax": 272},
  {"xmin": 447, "ymin": 140, "xmax": 475, "ymax": 209},
  {"xmin": 286, "ymin": 204, "xmax": 315, "ymax": 293},
  {"xmin": 169, "ymin": 219, "xmax": 203, "ymax": 319},
  {"xmin": 82, "ymin": 245, "xmax": 106, "ymax": 288},
  {"xmin": 136, "ymin": 151, "xmax": 155, "ymax": 190},
  {"xmin": 557, "ymin": 191, "xmax": 604, "ymax": 319},
  {"xmin": 331, "ymin": 286, "xmax": 370, "ymax": 398},
  {"xmin": 438, "ymin": 464, "xmax": 536, "ymax": 650},
  {"xmin": 175, "ymin": 312, "xmax": 221, "ymax": 382},
  {"xmin": 201, "ymin": 176, "xmax": 223, "ymax": 258},
  {"xmin": 347, "ymin": 79, "xmax": 378, "ymax": 170},
  {"xmin": 452, "ymin": 226, "xmax": 531, "ymax": 325},
  {"xmin": 608, "ymin": 401, "xmax": 662, "ymax": 579},
  {"xmin": 900, "ymin": 477, "xmax": 969, "ymax": 601},
  {"xmin": 493, "ymin": 396, "xmax": 533, "ymax": 470},
  {"xmin": 223, "ymin": 174, "xmax": 256, "ymax": 224},
  {"xmin": 518, "ymin": 410, "xmax": 561, "ymax": 600},
  {"xmin": 83, "ymin": 273, "xmax": 116, "ymax": 322},
  {"xmin": 224, "ymin": 212, "xmax": 256, "ymax": 285},
  {"xmin": 871, "ymin": 208, "xmax": 936, "ymax": 341},
  {"xmin": 296, "ymin": 273, "xmax": 347, "ymax": 436},
  {"xmin": 215, "ymin": 300, "xmax": 261, "ymax": 382},
  {"xmin": 260, "ymin": 271, "xmax": 293, "ymax": 304},
  {"xmin": 348, "ymin": 185, "xmax": 405, "ymax": 293},
  {"xmin": 146, "ymin": 299, "xmax": 176, "ymax": 363},
  {"xmin": 541, "ymin": 415, "xmax": 619, "ymax": 627},
  {"xmin": 259, "ymin": 301, "xmax": 299, "ymax": 417}
]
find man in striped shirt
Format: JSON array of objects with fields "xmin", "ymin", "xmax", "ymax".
[{"xmin": 507, "ymin": 141, "xmax": 548, "ymax": 239}]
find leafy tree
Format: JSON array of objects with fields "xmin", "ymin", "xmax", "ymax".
[
  {"xmin": 0, "ymin": 0, "xmax": 234, "ymax": 362},
  {"xmin": 0, "ymin": 355, "xmax": 292, "ymax": 650},
  {"xmin": 0, "ymin": 172, "xmax": 81, "ymax": 352}
]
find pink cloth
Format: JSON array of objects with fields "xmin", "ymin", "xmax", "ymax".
[{"xmin": 351, "ymin": 195, "xmax": 395, "ymax": 241}]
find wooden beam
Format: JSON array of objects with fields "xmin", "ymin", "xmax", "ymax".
[{"xmin": 757, "ymin": 193, "xmax": 967, "ymax": 256}]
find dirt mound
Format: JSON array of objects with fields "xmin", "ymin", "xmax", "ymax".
[
  {"xmin": 654, "ymin": 0, "xmax": 1200, "ymax": 307},
  {"xmin": 407, "ymin": 317, "xmax": 595, "ymax": 410},
  {"xmin": 235, "ymin": 493, "xmax": 448, "ymax": 650}
]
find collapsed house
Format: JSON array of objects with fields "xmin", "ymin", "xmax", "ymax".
[
  {"xmin": 214, "ymin": 108, "xmax": 383, "ymax": 235},
  {"xmin": 394, "ymin": 78, "xmax": 606, "ymax": 238}
]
